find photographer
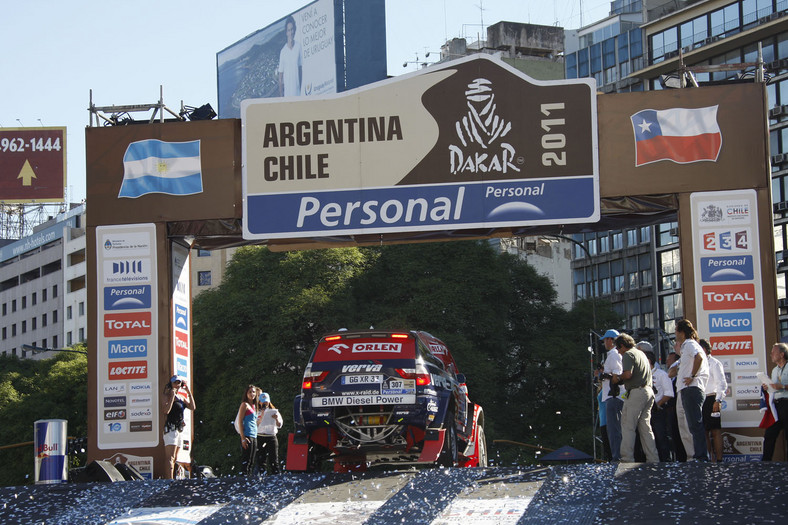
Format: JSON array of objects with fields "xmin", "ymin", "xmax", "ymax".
[{"xmin": 162, "ymin": 375, "xmax": 195, "ymax": 479}]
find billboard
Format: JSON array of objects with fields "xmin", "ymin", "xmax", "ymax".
[
  {"xmin": 216, "ymin": 0, "xmax": 386, "ymax": 119},
  {"xmin": 241, "ymin": 54, "xmax": 599, "ymax": 240},
  {"xmin": 0, "ymin": 127, "xmax": 66, "ymax": 203}
]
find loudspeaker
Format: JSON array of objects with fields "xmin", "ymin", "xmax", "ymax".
[
  {"xmin": 81, "ymin": 460, "xmax": 125, "ymax": 482},
  {"xmin": 114, "ymin": 462, "xmax": 144, "ymax": 481}
]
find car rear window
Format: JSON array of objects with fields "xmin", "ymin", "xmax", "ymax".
[{"xmin": 312, "ymin": 335, "xmax": 416, "ymax": 363}]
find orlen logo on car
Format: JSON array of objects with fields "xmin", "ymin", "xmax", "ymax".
[
  {"xmin": 104, "ymin": 312, "xmax": 152, "ymax": 337},
  {"xmin": 352, "ymin": 342, "xmax": 402, "ymax": 353},
  {"xmin": 702, "ymin": 284, "xmax": 756, "ymax": 310},
  {"xmin": 174, "ymin": 330, "xmax": 189, "ymax": 357},
  {"xmin": 108, "ymin": 361, "xmax": 148, "ymax": 380},
  {"xmin": 710, "ymin": 336, "xmax": 753, "ymax": 356}
]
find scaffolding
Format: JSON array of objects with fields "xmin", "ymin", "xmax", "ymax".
[
  {"xmin": 0, "ymin": 203, "xmax": 67, "ymax": 240},
  {"xmin": 88, "ymin": 86, "xmax": 184, "ymax": 127}
]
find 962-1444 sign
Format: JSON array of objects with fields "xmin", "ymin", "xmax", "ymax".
[{"xmin": 0, "ymin": 127, "xmax": 66, "ymax": 203}]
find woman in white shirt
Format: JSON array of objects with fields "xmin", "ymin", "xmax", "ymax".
[{"xmin": 256, "ymin": 390, "xmax": 284, "ymax": 474}]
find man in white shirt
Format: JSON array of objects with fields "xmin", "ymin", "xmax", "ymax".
[
  {"xmin": 640, "ymin": 342, "xmax": 673, "ymax": 462},
  {"xmin": 699, "ymin": 339, "xmax": 727, "ymax": 462},
  {"xmin": 599, "ymin": 329, "xmax": 624, "ymax": 460}
]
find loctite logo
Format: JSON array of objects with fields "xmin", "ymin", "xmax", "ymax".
[
  {"xmin": 702, "ymin": 284, "xmax": 756, "ymax": 310},
  {"xmin": 174, "ymin": 330, "xmax": 189, "ymax": 357},
  {"xmin": 108, "ymin": 361, "xmax": 148, "ymax": 380},
  {"xmin": 710, "ymin": 336, "xmax": 754, "ymax": 356},
  {"xmin": 104, "ymin": 312, "xmax": 152, "ymax": 337}
]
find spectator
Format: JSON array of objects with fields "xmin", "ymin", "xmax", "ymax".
[
  {"xmin": 762, "ymin": 343, "xmax": 788, "ymax": 461},
  {"xmin": 600, "ymin": 329, "xmax": 624, "ymax": 460},
  {"xmin": 665, "ymin": 351, "xmax": 686, "ymax": 461},
  {"xmin": 674, "ymin": 319, "xmax": 709, "ymax": 461},
  {"xmin": 235, "ymin": 385, "xmax": 258, "ymax": 476},
  {"xmin": 699, "ymin": 338, "xmax": 727, "ymax": 462},
  {"xmin": 161, "ymin": 375, "xmax": 195, "ymax": 479},
  {"xmin": 256, "ymin": 390, "xmax": 284, "ymax": 475},
  {"xmin": 611, "ymin": 334, "xmax": 659, "ymax": 462},
  {"xmin": 641, "ymin": 344, "xmax": 673, "ymax": 462}
]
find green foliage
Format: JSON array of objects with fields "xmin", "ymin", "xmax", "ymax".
[
  {"xmin": 193, "ymin": 241, "xmax": 621, "ymax": 472},
  {"xmin": 0, "ymin": 344, "xmax": 88, "ymax": 486}
]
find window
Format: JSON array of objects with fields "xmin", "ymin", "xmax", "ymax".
[
  {"xmin": 1, "ymin": 327, "xmax": 5, "ymax": 340},
  {"xmin": 22, "ymin": 296, "xmax": 26, "ymax": 309},
  {"xmin": 630, "ymin": 28, "xmax": 642, "ymax": 58},
  {"xmin": 578, "ymin": 47, "xmax": 589, "ymax": 77},
  {"xmin": 52, "ymin": 335, "xmax": 58, "ymax": 349},
  {"xmin": 590, "ymin": 43, "xmax": 602, "ymax": 74},
  {"xmin": 599, "ymin": 235, "xmax": 610, "ymax": 253},
  {"xmin": 79, "ymin": 302, "xmax": 85, "ymax": 316},
  {"xmin": 12, "ymin": 299, "xmax": 17, "ymax": 312},
  {"xmin": 198, "ymin": 271, "xmax": 212, "ymax": 286},
  {"xmin": 626, "ymin": 229, "xmax": 638, "ymax": 246},
  {"xmin": 53, "ymin": 310, "xmax": 57, "ymax": 323},
  {"xmin": 67, "ymin": 332, "xmax": 73, "ymax": 346},
  {"xmin": 618, "ymin": 32, "xmax": 629, "ymax": 63},
  {"xmin": 22, "ymin": 320, "xmax": 26, "ymax": 334},
  {"xmin": 32, "ymin": 318, "xmax": 36, "ymax": 330},
  {"xmin": 657, "ymin": 222, "xmax": 678, "ymax": 247},
  {"xmin": 612, "ymin": 232, "xmax": 623, "ymax": 251},
  {"xmin": 197, "ymin": 249, "xmax": 211, "ymax": 257},
  {"xmin": 566, "ymin": 52, "xmax": 578, "ymax": 78},
  {"xmin": 53, "ymin": 285, "xmax": 58, "ymax": 298},
  {"xmin": 660, "ymin": 248, "xmax": 681, "ymax": 291},
  {"xmin": 602, "ymin": 38, "xmax": 616, "ymax": 69},
  {"xmin": 79, "ymin": 328, "xmax": 85, "ymax": 342},
  {"xmin": 32, "ymin": 292, "xmax": 36, "ymax": 306},
  {"xmin": 42, "ymin": 288, "xmax": 47, "ymax": 301},
  {"xmin": 42, "ymin": 313, "xmax": 47, "ymax": 327},
  {"xmin": 12, "ymin": 324, "xmax": 16, "ymax": 336},
  {"xmin": 67, "ymin": 306, "xmax": 72, "ymax": 320},
  {"xmin": 1, "ymin": 303, "xmax": 5, "ymax": 316}
]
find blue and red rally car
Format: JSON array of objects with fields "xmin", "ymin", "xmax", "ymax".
[{"xmin": 286, "ymin": 329, "xmax": 487, "ymax": 471}]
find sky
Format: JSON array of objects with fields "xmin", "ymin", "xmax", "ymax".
[{"xmin": 0, "ymin": 0, "xmax": 611, "ymax": 205}]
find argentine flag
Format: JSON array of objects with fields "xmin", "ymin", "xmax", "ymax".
[{"xmin": 118, "ymin": 139, "xmax": 203, "ymax": 198}]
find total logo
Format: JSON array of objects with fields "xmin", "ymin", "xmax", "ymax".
[
  {"xmin": 108, "ymin": 361, "xmax": 148, "ymax": 380},
  {"xmin": 129, "ymin": 408, "xmax": 153, "ymax": 420},
  {"xmin": 702, "ymin": 284, "xmax": 756, "ymax": 310},
  {"xmin": 709, "ymin": 336, "xmax": 753, "ymax": 356},
  {"xmin": 701, "ymin": 229, "xmax": 750, "ymax": 253},
  {"xmin": 104, "ymin": 312, "xmax": 152, "ymax": 337},
  {"xmin": 708, "ymin": 312, "xmax": 752, "ymax": 333},
  {"xmin": 103, "ymin": 383, "xmax": 126, "ymax": 395},
  {"xmin": 174, "ymin": 330, "xmax": 189, "ymax": 357}
]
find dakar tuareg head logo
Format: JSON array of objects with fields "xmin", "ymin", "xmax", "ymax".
[{"xmin": 449, "ymin": 78, "xmax": 521, "ymax": 176}]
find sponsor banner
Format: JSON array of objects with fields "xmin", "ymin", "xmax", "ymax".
[
  {"xmin": 311, "ymin": 394, "xmax": 416, "ymax": 407},
  {"xmin": 102, "ymin": 453, "xmax": 154, "ymax": 481},
  {"xmin": 108, "ymin": 339, "xmax": 148, "ymax": 359},
  {"xmin": 699, "ymin": 255, "xmax": 754, "ymax": 282},
  {"xmin": 701, "ymin": 284, "xmax": 755, "ymax": 310},
  {"xmin": 129, "ymin": 408, "xmax": 153, "ymax": 420},
  {"xmin": 103, "ymin": 396, "xmax": 127, "ymax": 408},
  {"xmin": 708, "ymin": 312, "xmax": 752, "ymax": 333},
  {"xmin": 96, "ymin": 223, "xmax": 158, "ymax": 449},
  {"xmin": 734, "ymin": 372, "xmax": 760, "ymax": 383},
  {"xmin": 105, "ymin": 505, "xmax": 224, "ymax": 524},
  {"xmin": 103, "ymin": 285, "xmax": 152, "ymax": 310},
  {"xmin": 734, "ymin": 358, "xmax": 760, "ymax": 369},
  {"xmin": 130, "ymin": 421, "xmax": 153, "ymax": 432},
  {"xmin": 108, "ymin": 361, "xmax": 148, "ymax": 381},
  {"xmin": 735, "ymin": 398, "xmax": 761, "ymax": 410},
  {"xmin": 699, "ymin": 228, "xmax": 751, "ymax": 254},
  {"xmin": 352, "ymin": 342, "xmax": 402, "ymax": 353},
  {"xmin": 102, "ymin": 259, "xmax": 151, "ymax": 285},
  {"xmin": 174, "ymin": 304, "xmax": 189, "ymax": 332},
  {"xmin": 722, "ymin": 432, "xmax": 762, "ymax": 458},
  {"xmin": 709, "ymin": 335, "xmax": 754, "ymax": 356},
  {"xmin": 734, "ymin": 385, "xmax": 761, "ymax": 397},
  {"xmin": 103, "ymin": 383, "xmax": 126, "ymax": 395},
  {"xmin": 104, "ymin": 312, "xmax": 152, "ymax": 337},
  {"xmin": 176, "ymin": 357, "xmax": 188, "ymax": 378}
]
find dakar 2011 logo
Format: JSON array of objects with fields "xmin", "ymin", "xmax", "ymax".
[{"xmin": 448, "ymin": 78, "xmax": 521, "ymax": 175}]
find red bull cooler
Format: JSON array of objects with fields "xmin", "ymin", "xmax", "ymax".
[{"xmin": 34, "ymin": 419, "xmax": 67, "ymax": 484}]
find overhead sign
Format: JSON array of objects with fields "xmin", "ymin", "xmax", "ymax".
[
  {"xmin": 241, "ymin": 55, "xmax": 599, "ymax": 240},
  {"xmin": 0, "ymin": 127, "xmax": 66, "ymax": 202}
]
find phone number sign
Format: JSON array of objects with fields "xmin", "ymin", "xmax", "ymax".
[{"xmin": 0, "ymin": 127, "xmax": 66, "ymax": 202}]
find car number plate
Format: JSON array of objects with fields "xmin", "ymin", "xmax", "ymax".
[{"xmin": 341, "ymin": 374, "xmax": 382, "ymax": 385}]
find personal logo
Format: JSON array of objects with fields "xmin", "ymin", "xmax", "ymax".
[
  {"xmin": 104, "ymin": 312, "xmax": 152, "ymax": 337},
  {"xmin": 701, "ymin": 284, "xmax": 756, "ymax": 310},
  {"xmin": 448, "ymin": 78, "xmax": 520, "ymax": 176},
  {"xmin": 174, "ymin": 304, "xmax": 189, "ymax": 330},
  {"xmin": 108, "ymin": 361, "xmax": 148, "ymax": 380},
  {"xmin": 103, "ymin": 285, "xmax": 151, "ymax": 310},
  {"xmin": 699, "ymin": 256, "xmax": 753, "ymax": 282},
  {"xmin": 108, "ymin": 339, "xmax": 148, "ymax": 359}
]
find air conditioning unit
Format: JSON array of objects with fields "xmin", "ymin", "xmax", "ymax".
[
  {"xmin": 769, "ymin": 106, "xmax": 784, "ymax": 118},
  {"xmin": 773, "ymin": 154, "xmax": 785, "ymax": 164},
  {"xmin": 770, "ymin": 12, "xmax": 780, "ymax": 20},
  {"xmin": 664, "ymin": 50, "xmax": 679, "ymax": 59},
  {"xmin": 759, "ymin": 15, "xmax": 772, "ymax": 24},
  {"xmin": 669, "ymin": 227, "xmax": 679, "ymax": 237},
  {"xmin": 774, "ymin": 201, "xmax": 788, "ymax": 212},
  {"xmin": 779, "ymin": 298, "xmax": 788, "ymax": 308}
]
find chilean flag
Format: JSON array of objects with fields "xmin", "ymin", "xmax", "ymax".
[{"xmin": 631, "ymin": 106, "xmax": 722, "ymax": 167}]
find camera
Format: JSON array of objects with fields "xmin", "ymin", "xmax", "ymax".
[
  {"xmin": 608, "ymin": 383, "xmax": 620, "ymax": 397},
  {"xmin": 599, "ymin": 372, "xmax": 613, "ymax": 381}
]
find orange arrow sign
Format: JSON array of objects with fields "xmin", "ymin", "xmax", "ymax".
[{"xmin": 17, "ymin": 159, "xmax": 37, "ymax": 186}]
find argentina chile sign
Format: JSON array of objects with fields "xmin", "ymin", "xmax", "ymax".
[{"xmin": 242, "ymin": 54, "xmax": 598, "ymax": 240}]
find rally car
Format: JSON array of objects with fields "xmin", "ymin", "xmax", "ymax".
[{"xmin": 286, "ymin": 329, "xmax": 487, "ymax": 472}]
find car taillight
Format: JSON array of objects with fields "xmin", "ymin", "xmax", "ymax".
[
  {"xmin": 395, "ymin": 368, "xmax": 431, "ymax": 386},
  {"xmin": 302, "ymin": 370, "xmax": 329, "ymax": 389}
]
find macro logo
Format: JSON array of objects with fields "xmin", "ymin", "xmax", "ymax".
[
  {"xmin": 176, "ymin": 357, "xmax": 188, "ymax": 377},
  {"xmin": 105, "ymin": 422, "xmax": 126, "ymax": 433},
  {"xmin": 108, "ymin": 360, "xmax": 148, "ymax": 380},
  {"xmin": 701, "ymin": 229, "xmax": 750, "ymax": 253},
  {"xmin": 701, "ymin": 284, "xmax": 756, "ymax": 310},
  {"xmin": 103, "ymin": 396, "xmax": 127, "ymax": 408},
  {"xmin": 710, "ymin": 335, "xmax": 753, "ymax": 356},
  {"xmin": 104, "ymin": 410, "xmax": 126, "ymax": 421},
  {"xmin": 174, "ymin": 330, "xmax": 189, "ymax": 357},
  {"xmin": 174, "ymin": 304, "xmax": 189, "ymax": 331},
  {"xmin": 708, "ymin": 312, "xmax": 752, "ymax": 333},
  {"xmin": 108, "ymin": 339, "xmax": 148, "ymax": 359},
  {"xmin": 699, "ymin": 256, "xmax": 753, "ymax": 282},
  {"xmin": 103, "ymin": 285, "xmax": 151, "ymax": 310},
  {"xmin": 104, "ymin": 312, "xmax": 152, "ymax": 337}
]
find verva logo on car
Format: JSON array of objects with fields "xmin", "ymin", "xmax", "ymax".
[
  {"xmin": 709, "ymin": 335, "xmax": 754, "ymax": 355},
  {"xmin": 104, "ymin": 312, "xmax": 152, "ymax": 337},
  {"xmin": 701, "ymin": 284, "xmax": 756, "ymax": 310},
  {"xmin": 108, "ymin": 361, "xmax": 148, "ymax": 380}
]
